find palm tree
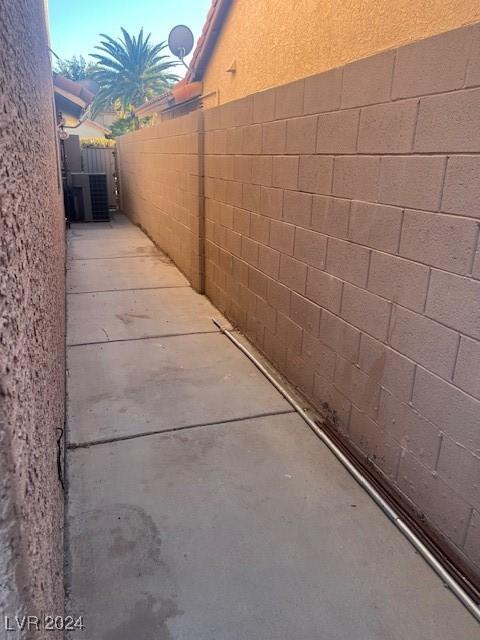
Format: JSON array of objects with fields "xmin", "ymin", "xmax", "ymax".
[{"xmin": 90, "ymin": 28, "xmax": 179, "ymax": 117}]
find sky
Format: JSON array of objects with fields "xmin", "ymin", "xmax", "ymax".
[{"xmin": 48, "ymin": 0, "xmax": 212, "ymax": 68}]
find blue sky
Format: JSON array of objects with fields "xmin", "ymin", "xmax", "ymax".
[{"xmin": 48, "ymin": 0, "xmax": 211, "ymax": 66}]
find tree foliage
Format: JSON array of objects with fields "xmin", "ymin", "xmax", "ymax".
[
  {"xmin": 54, "ymin": 55, "xmax": 96, "ymax": 81},
  {"xmin": 109, "ymin": 114, "xmax": 152, "ymax": 137},
  {"xmin": 90, "ymin": 28, "xmax": 179, "ymax": 115}
]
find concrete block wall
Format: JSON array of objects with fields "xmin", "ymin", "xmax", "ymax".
[
  {"xmin": 202, "ymin": 23, "xmax": 480, "ymax": 580},
  {"xmin": 117, "ymin": 112, "xmax": 204, "ymax": 291},
  {"xmin": 118, "ymin": 22, "xmax": 480, "ymax": 581}
]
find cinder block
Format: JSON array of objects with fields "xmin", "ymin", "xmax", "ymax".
[
  {"xmin": 269, "ymin": 219, "xmax": 295, "ymax": 255},
  {"xmin": 283, "ymin": 190, "xmax": 312, "ymax": 228},
  {"xmin": 392, "ymin": 25, "xmax": 473, "ymax": 99},
  {"xmin": 233, "ymin": 155, "xmax": 253, "ymax": 183},
  {"xmin": 225, "ymin": 96, "xmax": 253, "ymax": 128},
  {"xmin": 453, "ymin": 336, "xmax": 480, "ymax": 399},
  {"xmin": 425, "ymin": 270, "xmax": 480, "ymax": 340},
  {"xmin": 253, "ymin": 89, "xmax": 275, "ymax": 123},
  {"xmin": 286, "ymin": 115, "xmax": 317, "ymax": 154},
  {"xmin": 464, "ymin": 510, "xmax": 480, "ymax": 569},
  {"xmin": 274, "ymin": 79, "xmax": 305, "ymax": 119},
  {"xmin": 332, "ymin": 156, "xmax": 380, "ymax": 202},
  {"xmin": 226, "ymin": 127, "xmax": 243, "ymax": 154},
  {"xmin": 349, "ymin": 406, "xmax": 400, "ymax": 478},
  {"xmin": 348, "ymin": 201, "xmax": 402, "ymax": 253},
  {"xmin": 378, "ymin": 156, "xmax": 446, "ymax": 211},
  {"xmin": 359, "ymin": 333, "xmax": 415, "ymax": 401},
  {"xmin": 262, "ymin": 120, "xmax": 286, "ymax": 154},
  {"xmin": 326, "ymin": 238, "xmax": 370, "ymax": 287},
  {"xmin": 377, "ymin": 390, "xmax": 441, "ymax": 468},
  {"xmin": 341, "ymin": 283, "xmax": 391, "ymax": 340},
  {"xmin": 249, "ymin": 213, "xmax": 270, "ymax": 244},
  {"xmin": 218, "ymin": 202, "xmax": 234, "ymax": 229},
  {"xmin": 442, "ymin": 156, "xmax": 480, "ymax": 218},
  {"xmin": 319, "ymin": 309, "xmax": 360, "ymax": 362},
  {"xmin": 305, "ymin": 268, "xmax": 343, "ymax": 314},
  {"xmin": 287, "ymin": 349, "xmax": 317, "ymax": 394},
  {"xmin": 267, "ymin": 279, "xmax": 291, "ymax": 314},
  {"xmin": 272, "ymin": 155, "xmax": 299, "ymax": 190},
  {"xmin": 311, "ymin": 196, "xmax": 350, "ymax": 239},
  {"xmin": 466, "ymin": 23, "xmax": 480, "ymax": 87},
  {"xmin": 233, "ymin": 207, "xmax": 251, "ymax": 236},
  {"xmin": 242, "ymin": 183, "xmax": 261, "ymax": 213},
  {"xmin": 275, "ymin": 311, "xmax": 303, "ymax": 354},
  {"xmin": 304, "ymin": 68, "xmax": 343, "ymax": 115},
  {"xmin": 279, "ymin": 254, "xmax": 308, "ymax": 294},
  {"xmin": 414, "ymin": 89, "xmax": 480, "ymax": 153},
  {"xmin": 298, "ymin": 155, "xmax": 333, "ymax": 195},
  {"xmin": 225, "ymin": 228, "xmax": 241, "ymax": 257},
  {"xmin": 242, "ymin": 124, "xmax": 263, "ymax": 154},
  {"xmin": 225, "ymin": 180, "xmax": 243, "ymax": 208},
  {"xmin": 263, "ymin": 327, "xmax": 287, "ymax": 370},
  {"xmin": 397, "ymin": 450, "xmax": 471, "ymax": 545},
  {"xmin": 256, "ymin": 296, "xmax": 277, "ymax": 334},
  {"xmin": 290, "ymin": 292, "xmax": 321, "ymax": 335},
  {"xmin": 252, "ymin": 155, "xmax": 273, "ymax": 187},
  {"xmin": 335, "ymin": 357, "xmax": 380, "ymax": 417},
  {"xmin": 213, "ymin": 129, "xmax": 227, "ymax": 155},
  {"xmin": 248, "ymin": 266, "xmax": 269, "ymax": 299},
  {"xmin": 358, "ymin": 100, "xmax": 418, "ymax": 153},
  {"xmin": 313, "ymin": 373, "xmax": 352, "ymax": 428},
  {"xmin": 301, "ymin": 331, "xmax": 337, "ymax": 382},
  {"xmin": 341, "ymin": 50, "xmax": 395, "ymax": 108},
  {"xmin": 258, "ymin": 244, "xmax": 281, "ymax": 279},
  {"xmin": 400, "ymin": 210, "xmax": 477, "ymax": 275},
  {"xmin": 437, "ymin": 437, "xmax": 480, "ymax": 507},
  {"xmin": 412, "ymin": 367, "xmax": 480, "ymax": 453},
  {"xmin": 316, "ymin": 109, "xmax": 360, "ymax": 154},
  {"xmin": 260, "ymin": 186, "xmax": 283, "ymax": 219},
  {"xmin": 474, "ymin": 250, "xmax": 480, "ymax": 280},
  {"xmin": 389, "ymin": 305, "xmax": 458, "ymax": 379},
  {"xmin": 368, "ymin": 252, "xmax": 430, "ymax": 312},
  {"xmin": 293, "ymin": 227, "xmax": 327, "ymax": 270}
]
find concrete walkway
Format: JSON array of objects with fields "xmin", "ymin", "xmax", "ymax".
[{"xmin": 65, "ymin": 214, "xmax": 478, "ymax": 639}]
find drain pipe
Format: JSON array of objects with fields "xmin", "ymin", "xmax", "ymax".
[{"xmin": 212, "ymin": 318, "xmax": 480, "ymax": 622}]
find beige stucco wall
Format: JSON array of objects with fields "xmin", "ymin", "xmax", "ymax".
[
  {"xmin": 202, "ymin": 0, "xmax": 480, "ymax": 105},
  {"xmin": 0, "ymin": 0, "xmax": 65, "ymax": 630}
]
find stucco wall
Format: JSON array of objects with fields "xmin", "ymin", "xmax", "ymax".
[
  {"xmin": 202, "ymin": 0, "xmax": 480, "ymax": 105},
  {"xmin": 0, "ymin": 0, "xmax": 66, "ymax": 632},
  {"xmin": 118, "ymin": 22, "xmax": 480, "ymax": 585},
  {"xmin": 117, "ymin": 112, "xmax": 204, "ymax": 291}
]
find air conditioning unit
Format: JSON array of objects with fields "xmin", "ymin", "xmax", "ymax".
[{"xmin": 70, "ymin": 172, "xmax": 110, "ymax": 222}]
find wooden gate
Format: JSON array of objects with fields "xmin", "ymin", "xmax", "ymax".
[{"xmin": 81, "ymin": 147, "xmax": 117, "ymax": 208}]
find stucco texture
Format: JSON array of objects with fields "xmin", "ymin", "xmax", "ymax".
[
  {"xmin": 0, "ymin": 0, "xmax": 65, "ymax": 632},
  {"xmin": 202, "ymin": 0, "xmax": 480, "ymax": 105}
]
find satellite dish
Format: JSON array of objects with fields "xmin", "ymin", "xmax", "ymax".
[{"xmin": 168, "ymin": 24, "xmax": 194, "ymax": 60}]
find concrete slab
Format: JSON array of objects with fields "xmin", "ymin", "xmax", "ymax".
[
  {"xmin": 69, "ymin": 236, "xmax": 158, "ymax": 260},
  {"xmin": 66, "ymin": 414, "xmax": 479, "ymax": 640},
  {"xmin": 67, "ymin": 333, "xmax": 292, "ymax": 445},
  {"xmin": 67, "ymin": 256, "xmax": 188, "ymax": 294},
  {"xmin": 70, "ymin": 213, "xmax": 137, "ymax": 235},
  {"xmin": 69, "ymin": 226, "xmax": 146, "ymax": 242},
  {"xmin": 67, "ymin": 288, "xmax": 220, "ymax": 345}
]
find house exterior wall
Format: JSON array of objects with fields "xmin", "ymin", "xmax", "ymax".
[
  {"xmin": 117, "ymin": 111, "xmax": 204, "ymax": 291},
  {"xmin": 201, "ymin": 0, "xmax": 480, "ymax": 106},
  {"xmin": 0, "ymin": 0, "xmax": 66, "ymax": 630},
  {"xmin": 117, "ymin": 23, "xmax": 480, "ymax": 583}
]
